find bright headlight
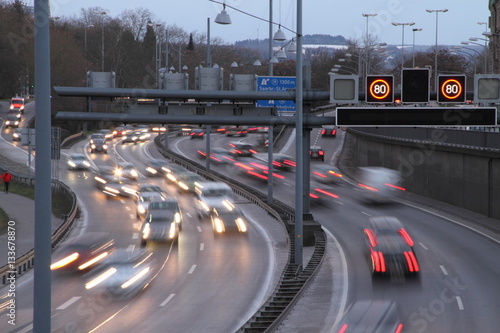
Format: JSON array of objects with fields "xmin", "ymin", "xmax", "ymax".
[
  {"xmin": 68, "ymin": 161, "xmax": 76, "ymax": 168},
  {"xmin": 174, "ymin": 212, "xmax": 181, "ymax": 223},
  {"xmin": 138, "ymin": 205, "xmax": 146, "ymax": 214},
  {"xmin": 143, "ymin": 223, "xmax": 151, "ymax": 239},
  {"xmin": 91, "ymin": 144, "xmax": 96, "ymax": 149},
  {"xmin": 130, "ymin": 170, "xmax": 138, "ymax": 177},
  {"xmin": 103, "ymin": 144, "xmax": 108, "ymax": 149}
]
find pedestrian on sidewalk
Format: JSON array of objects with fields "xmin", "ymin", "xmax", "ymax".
[{"xmin": 1, "ymin": 171, "xmax": 12, "ymax": 193}]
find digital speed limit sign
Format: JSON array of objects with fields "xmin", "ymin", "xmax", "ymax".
[
  {"xmin": 366, "ymin": 76, "xmax": 394, "ymax": 103},
  {"xmin": 438, "ymin": 75, "xmax": 466, "ymax": 103}
]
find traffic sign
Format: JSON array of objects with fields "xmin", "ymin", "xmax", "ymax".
[
  {"xmin": 329, "ymin": 74, "xmax": 359, "ymax": 104},
  {"xmin": 474, "ymin": 74, "xmax": 500, "ymax": 103},
  {"xmin": 438, "ymin": 75, "xmax": 466, "ymax": 103},
  {"xmin": 336, "ymin": 107, "xmax": 497, "ymax": 126},
  {"xmin": 366, "ymin": 76, "xmax": 394, "ymax": 103},
  {"xmin": 257, "ymin": 76, "xmax": 296, "ymax": 114},
  {"xmin": 401, "ymin": 69, "xmax": 429, "ymax": 103}
]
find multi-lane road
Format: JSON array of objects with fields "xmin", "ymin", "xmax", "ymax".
[{"xmin": 1, "ymin": 101, "xmax": 500, "ymax": 332}]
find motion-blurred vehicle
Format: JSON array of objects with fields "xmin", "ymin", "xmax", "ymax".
[
  {"xmin": 136, "ymin": 183, "xmax": 164, "ymax": 195},
  {"xmin": 364, "ymin": 216, "xmax": 420, "ymax": 278},
  {"xmin": 146, "ymin": 198, "xmax": 183, "ymax": 230},
  {"xmin": 98, "ymin": 129, "xmax": 114, "ymax": 140},
  {"xmin": 309, "ymin": 146, "xmax": 325, "ymax": 161},
  {"xmin": 90, "ymin": 138, "xmax": 108, "ymax": 154},
  {"xmin": 135, "ymin": 191, "xmax": 168, "ymax": 219},
  {"xmin": 84, "ymin": 248, "xmax": 155, "ymax": 299},
  {"xmin": 115, "ymin": 162, "xmax": 139, "ymax": 180},
  {"xmin": 7, "ymin": 109, "xmax": 22, "ymax": 119},
  {"xmin": 309, "ymin": 187, "xmax": 340, "ymax": 206},
  {"xmin": 67, "ymin": 153, "xmax": 91, "ymax": 170},
  {"xmin": 225, "ymin": 126, "xmax": 248, "ymax": 137},
  {"xmin": 334, "ymin": 300, "xmax": 403, "ymax": 333},
  {"xmin": 140, "ymin": 203, "xmax": 181, "ymax": 246},
  {"xmin": 321, "ymin": 126, "xmax": 337, "ymax": 137},
  {"xmin": 175, "ymin": 171, "xmax": 205, "ymax": 193},
  {"xmin": 162, "ymin": 163, "xmax": 187, "ymax": 183},
  {"xmin": 121, "ymin": 132, "xmax": 139, "ymax": 145},
  {"xmin": 195, "ymin": 181, "xmax": 234, "ymax": 219},
  {"xmin": 12, "ymin": 128, "xmax": 21, "ymax": 141},
  {"xmin": 189, "ymin": 128, "xmax": 205, "ymax": 139},
  {"xmin": 228, "ymin": 142, "xmax": 256, "ymax": 158},
  {"xmin": 5, "ymin": 115, "xmax": 20, "ymax": 128},
  {"xmin": 10, "ymin": 97, "xmax": 25, "ymax": 113},
  {"xmin": 196, "ymin": 147, "xmax": 234, "ymax": 164},
  {"xmin": 94, "ymin": 168, "xmax": 137, "ymax": 198},
  {"xmin": 210, "ymin": 201, "xmax": 248, "ymax": 235},
  {"xmin": 311, "ymin": 165, "xmax": 343, "ymax": 184},
  {"xmin": 145, "ymin": 159, "xmax": 171, "ymax": 177},
  {"xmin": 51, "ymin": 232, "xmax": 115, "ymax": 273},
  {"xmin": 233, "ymin": 160, "xmax": 286, "ymax": 182},
  {"xmin": 89, "ymin": 133, "xmax": 106, "ymax": 144},
  {"xmin": 113, "ymin": 126, "xmax": 127, "ymax": 137},
  {"xmin": 271, "ymin": 154, "xmax": 296, "ymax": 171},
  {"xmin": 357, "ymin": 167, "xmax": 405, "ymax": 204}
]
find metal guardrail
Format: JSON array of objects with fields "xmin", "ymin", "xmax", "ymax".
[
  {"xmin": 153, "ymin": 135, "xmax": 326, "ymax": 332},
  {"xmin": 0, "ymin": 170, "xmax": 78, "ymax": 285}
]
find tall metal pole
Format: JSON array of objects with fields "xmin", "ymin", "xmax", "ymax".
[
  {"xmin": 412, "ymin": 28, "xmax": 422, "ymax": 68},
  {"xmin": 165, "ymin": 29, "xmax": 169, "ymax": 71},
  {"xmin": 207, "ymin": 18, "xmax": 212, "ymax": 67},
  {"xmin": 34, "ymin": 0, "xmax": 52, "ymax": 331},
  {"xmin": 101, "ymin": 20, "xmax": 104, "ymax": 71},
  {"xmin": 427, "ymin": 9, "xmax": 448, "ymax": 92},
  {"xmin": 269, "ymin": 0, "xmax": 273, "ymax": 76},
  {"xmin": 295, "ymin": 0, "xmax": 303, "ymax": 268}
]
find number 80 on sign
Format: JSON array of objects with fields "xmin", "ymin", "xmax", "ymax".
[
  {"xmin": 438, "ymin": 75, "xmax": 466, "ymax": 103},
  {"xmin": 366, "ymin": 76, "xmax": 394, "ymax": 103}
]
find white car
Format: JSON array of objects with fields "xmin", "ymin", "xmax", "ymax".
[
  {"xmin": 115, "ymin": 162, "xmax": 139, "ymax": 180},
  {"xmin": 67, "ymin": 153, "xmax": 91, "ymax": 170},
  {"xmin": 135, "ymin": 191, "xmax": 167, "ymax": 219}
]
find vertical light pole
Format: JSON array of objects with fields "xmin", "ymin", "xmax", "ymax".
[
  {"xmin": 84, "ymin": 24, "xmax": 94, "ymax": 69},
  {"xmin": 207, "ymin": 17, "xmax": 212, "ymax": 67},
  {"xmin": 93, "ymin": 11, "xmax": 106, "ymax": 71},
  {"xmin": 362, "ymin": 13, "xmax": 377, "ymax": 77},
  {"xmin": 392, "ymin": 22, "xmax": 415, "ymax": 70},
  {"xmin": 426, "ymin": 9, "xmax": 448, "ymax": 92},
  {"xmin": 412, "ymin": 28, "xmax": 422, "ymax": 68},
  {"xmin": 295, "ymin": 0, "xmax": 303, "ymax": 268},
  {"xmin": 269, "ymin": 0, "xmax": 274, "ymax": 75}
]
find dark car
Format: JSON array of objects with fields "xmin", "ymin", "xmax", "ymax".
[
  {"xmin": 364, "ymin": 216, "xmax": 420, "ymax": 279},
  {"xmin": 145, "ymin": 159, "xmax": 171, "ymax": 177},
  {"xmin": 197, "ymin": 147, "xmax": 233, "ymax": 164},
  {"xmin": 140, "ymin": 208, "xmax": 181, "ymax": 247},
  {"xmin": 271, "ymin": 154, "xmax": 296, "ymax": 171},
  {"xmin": 309, "ymin": 146, "xmax": 325, "ymax": 161},
  {"xmin": 5, "ymin": 115, "xmax": 20, "ymax": 128},
  {"xmin": 94, "ymin": 168, "xmax": 138, "ymax": 198},
  {"xmin": 146, "ymin": 198, "xmax": 183, "ymax": 230},
  {"xmin": 225, "ymin": 126, "xmax": 248, "ymax": 137},
  {"xmin": 228, "ymin": 142, "xmax": 256, "ymax": 158},
  {"xmin": 90, "ymin": 138, "xmax": 108, "ymax": 154},
  {"xmin": 89, "ymin": 133, "xmax": 106, "ymax": 144},
  {"xmin": 210, "ymin": 202, "xmax": 248, "ymax": 235},
  {"xmin": 67, "ymin": 153, "xmax": 91, "ymax": 170},
  {"xmin": 190, "ymin": 128, "xmax": 205, "ymax": 140},
  {"xmin": 122, "ymin": 132, "xmax": 139, "ymax": 145},
  {"xmin": 51, "ymin": 232, "xmax": 115, "ymax": 273},
  {"xmin": 12, "ymin": 128, "xmax": 21, "ymax": 141},
  {"xmin": 321, "ymin": 126, "xmax": 337, "ymax": 137},
  {"xmin": 175, "ymin": 171, "xmax": 205, "ymax": 193}
]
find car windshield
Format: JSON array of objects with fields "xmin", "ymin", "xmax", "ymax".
[{"xmin": 149, "ymin": 201, "xmax": 178, "ymax": 210}]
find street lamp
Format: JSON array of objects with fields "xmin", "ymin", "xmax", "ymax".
[
  {"xmin": 426, "ymin": 9, "xmax": 448, "ymax": 92},
  {"xmin": 391, "ymin": 22, "xmax": 415, "ymax": 71},
  {"xmin": 148, "ymin": 22, "xmax": 162, "ymax": 88},
  {"xmin": 466, "ymin": 38, "xmax": 490, "ymax": 73},
  {"xmin": 412, "ymin": 28, "xmax": 422, "ymax": 68},
  {"xmin": 84, "ymin": 24, "xmax": 94, "ymax": 68},
  {"xmin": 93, "ymin": 11, "xmax": 106, "ymax": 72},
  {"xmin": 361, "ymin": 14, "xmax": 377, "ymax": 80}
]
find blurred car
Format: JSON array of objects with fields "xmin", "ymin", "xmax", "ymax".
[
  {"xmin": 196, "ymin": 147, "xmax": 234, "ymax": 164},
  {"xmin": 98, "ymin": 129, "xmax": 114, "ymax": 140},
  {"xmin": 90, "ymin": 138, "xmax": 108, "ymax": 154},
  {"xmin": 364, "ymin": 216, "xmax": 420, "ymax": 278},
  {"xmin": 162, "ymin": 163, "xmax": 187, "ymax": 183},
  {"xmin": 189, "ymin": 128, "xmax": 205, "ymax": 140},
  {"xmin": 5, "ymin": 115, "xmax": 20, "ymax": 128},
  {"xmin": 225, "ymin": 126, "xmax": 248, "ymax": 137},
  {"xmin": 115, "ymin": 162, "xmax": 139, "ymax": 180},
  {"xmin": 67, "ymin": 153, "xmax": 91, "ymax": 170},
  {"xmin": 146, "ymin": 198, "xmax": 183, "ymax": 230},
  {"xmin": 247, "ymin": 126, "xmax": 268, "ymax": 133},
  {"xmin": 12, "ymin": 128, "xmax": 21, "ymax": 141},
  {"xmin": 121, "ymin": 132, "xmax": 139, "ymax": 145},
  {"xmin": 145, "ymin": 159, "xmax": 171, "ymax": 177},
  {"xmin": 309, "ymin": 146, "xmax": 325, "ymax": 161},
  {"xmin": 10, "ymin": 97, "xmax": 25, "ymax": 113},
  {"xmin": 311, "ymin": 165, "xmax": 343, "ymax": 184},
  {"xmin": 89, "ymin": 133, "xmax": 106, "ymax": 144},
  {"xmin": 7, "ymin": 109, "xmax": 22, "ymax": 119},
  {"xmin": 94, "ymin": 168, "xmax": 137, "ymax": 198},
  {"xmin": 140, "ymin": 204, "xmax": 181, "ymax": 246},
  {"xmin": 358, "ymin": 167, "xmax": 405, "ymax": 204},
  {"xmin": 210, "ymin": 201, "xmax": 248, "ymax": 235},
  {"xmin": 84, "ymin": 248, "xmax": 155, "ymax": 299},
  {"xmin": 334, "ymin": 300, "xmax": 403, "ymax": 333},
  {"xmin": 135, "ymin": 130, "xmax": 151, "ymax": 142},
  {"xmin": 271, "ymin": 154, "xmax": 296, "ymax": 171},
  {"xmin": 233, "ymin": 161, "xmax": 286, "ymax": 182},
  {"xmin": 150, "ymin": 124, "xmax": 167, "ymax": 133},
  {"xmin": 175, "ymin": 171, "xmax": 205, "ymax": 193},
  {"xmin": 321, "ymin": 126, "xmax": 337, "ymax": 137},
  {"xmin": 195, "ymin": 181, "xmax": 234, "ymax": 219},
  {"xmin": 309, "ymin": 187, "xmax": 340, "ymax": 206},
  {"xmin": 113, "ymin": 126, "xmax": 127, "ymax": 137},
  {"xmin": 228, "ymin": 142, "xmax": 256, "ymax": 158},
  {"xmin": 135, "ymin": 191, "xmax": 168, "ymax": 219},
  {"xmin": 136, "ymin": 183, "xmax": 164, "ymax": 194},
  {"xmin": 51, "ymin": 232, "xmax": 115, "ymax": 273}
]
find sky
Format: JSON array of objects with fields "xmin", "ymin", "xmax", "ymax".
[{"xmin": 44, "ymin": 0, "xmax": 490, "ymax": 47}]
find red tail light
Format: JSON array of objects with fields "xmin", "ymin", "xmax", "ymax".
[
  {"xmin": 364, "ymin": 229, "xmax": 378, "ymax": 247},
  {"xmin": 338, "ymin": 324, "xmax": 348, "ymax": 333},
  {"xmin": 248, "ymin": 171, "xmax": 268, "ymax": 180},
  {"xmin": 359, "ymin": 183, "xmax": 378, "ymax": 192},
  {"xmin": 385, "ymin": 183, "xmax": 406, "ymax": 191},
  {"xmin": 314, "ymin": 188, "xmax": 339, "ymax": 198},
  {"xmin": 404, "ymin": 251, "xmax": 420, "ymax": 272},
  {"xmin": 309, "ymin": 193, "xmax": 320, "ymax": 199},
  {"xmin": 398, "ymin": 228, "xmax": 414, "ymax": 246},
  {"xmin": 321, "ymin": 129, "xmax": 326, "ymax": 135},
  {"xmin": 319, "ymin": 150, "xmax": 324, "ymax": 155},
  {"xmin": 395, "ymin": 323, "xmax": 404, "ymax": 333}
]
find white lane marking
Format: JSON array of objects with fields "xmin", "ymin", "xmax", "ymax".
[
  {"xmin": 127, "ymin": 244, "xmax": 135, "ymax": 252},
  {"xmin": 419, "ymin": 242, "xmax": 429, "ymax": 250},
  {"xmin": 188, "ymin": 265, "xmax": 197, "ymax": 274},
  {"xmin": 456, "ymin": 296, "xmax": 464, "ymax": 310},
  {"xmin": 440, "ymin": 265, "xmax": 448, "ymax": 276},
  {"xmin": 125, "ymin": 206, "xmax": 131, "ymax": 211},
  {"xmin": 186, "ymin": 212, "xmax": 193, "ymax": 218},
  {"xmin": 334, "ymin": 200, "xmax": 343, "ymax": 205},
  {"xmin": 197, "ymin": 226, "xmax": 202, "ymax": 232},
  {"xmin": 56, "ymin": 296, "xmax": 81, "ymax": 310},
  {"xmin": 132, "ymin": 233, "xmax": 139, "ymax": 240},
  {"xmin": 120, "ymin": 199, "xmax": 126, "ymax": 204},
  {"xmin": 129, "ymin": 214, "xmax": 136, "ymax": 219},
  {"xmin": 132, "ymin": 222, "xmax": 141, "ymax": 230},
  {"xmin": 18, "ymin": 324, "xmax": 33, "ymax": 333},
  {"xmin": 361, "ymin": 211, "xmax": 371, "ymax": 216},
  {"xmin": 160, "ymin": 294, "xmax": 175, "ymax": 307},
  {"xmin": 200, "ymin": 243, "xmax": 204, "ymax": 251}
]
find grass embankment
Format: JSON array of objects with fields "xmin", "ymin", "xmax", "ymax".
[{"xmin": 0, "ymin": 180, "xmax": 74, "ymax": 234}]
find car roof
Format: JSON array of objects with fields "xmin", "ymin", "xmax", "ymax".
[
  {"xmin": 337, "ymin": 300, "xmax": 401, "ymax": 333},
  {"xmin": 369, "ymin": 216, "xmax": 404, "ymax": 232}
]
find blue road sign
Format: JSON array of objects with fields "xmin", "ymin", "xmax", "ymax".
[{"xmin": 256, "ymin": 76, "xmax": 296, "ymax": 113}]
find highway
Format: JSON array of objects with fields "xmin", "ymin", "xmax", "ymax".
[{"xmin": 1, "ymin": 104, "xmax": 500, "ymax": 332}]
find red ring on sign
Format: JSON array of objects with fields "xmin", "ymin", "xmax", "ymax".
[
  {"xmin": 441, "ymin": 79, "xmax": 462, "ymax": 99},
  {"xmin": 369, "ymin": 79, "xmax": 391, "ymax": 100}
]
